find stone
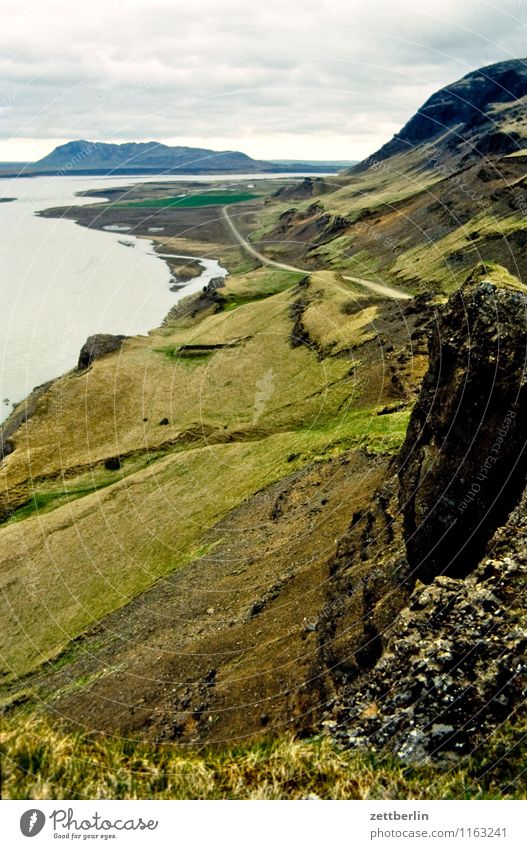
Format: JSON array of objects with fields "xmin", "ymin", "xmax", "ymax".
[{"xmin": 77, "ymin": 333, "xmax": 128, "ymax": 371}]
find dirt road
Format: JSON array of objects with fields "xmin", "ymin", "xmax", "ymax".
[{"xmin": 221, "ymin": 205, "xmax": 411, "ymax": 301}]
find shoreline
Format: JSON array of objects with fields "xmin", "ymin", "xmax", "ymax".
[
  {"xmin": 0, "ymin": 226, "xmax": 229, "ymax": 451},
  {"xmin": 1, "ymin": 171, "xmax": 300, "ymax": 434},
  {"xmin": 0, "ymin": 240, "xmax": 227, "ymax": 450},
  {"xmin": 1, "ymin": 186, "xmax": 233, "ymax": 443}
]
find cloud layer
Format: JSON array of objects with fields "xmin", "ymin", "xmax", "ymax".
[{"xmin": 0, "ymin": 0, "xmax": 526, "ymax": 160}]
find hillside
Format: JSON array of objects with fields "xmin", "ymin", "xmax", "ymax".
[
  {"xmin": 1, "ymin": 58, "xmax": 527, "ymax": 799},
  {"xmin": 355, "ymin": 58, "xmax": 527, "ymax": 170},
  {"xmin": 246, "ymin": 58, "xmax": 527, "ymax": 293}
]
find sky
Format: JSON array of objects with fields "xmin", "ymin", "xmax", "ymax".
[{"xmin": 0, "ymin": 0, "xmax": 526, "ymax": 162}]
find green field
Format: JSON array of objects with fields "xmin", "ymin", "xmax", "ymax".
[{"xmin": 117, "ymin": 191, "xmax": 259, "ymax": 209}]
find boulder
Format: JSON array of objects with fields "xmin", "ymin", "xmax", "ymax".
[{"xmin": 77, "ymin": 334, "xmax": 128, "ymax": 371}]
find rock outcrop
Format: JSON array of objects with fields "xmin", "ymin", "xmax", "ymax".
[
  {"xmin": 398, "ymin": 269, "xmax": 527, "ymax": 582},
  {"xmin": 330, "ymin": 546, "xmax": 526, "ymax": 761},
  {"xmin": 77, "ymin": 333, "xmax": 128, "ymax": 370},
  {"xmin": 323, "ymin": 268, "xmax": 527, "ymax": 759}
]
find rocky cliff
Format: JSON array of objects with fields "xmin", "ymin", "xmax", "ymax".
[{"xmin": 321, "ymin": 266, "xmax": 527, "ymax": 759}]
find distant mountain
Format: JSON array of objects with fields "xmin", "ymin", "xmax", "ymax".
[
  {"xmin": 25, "ymin": 141, "xmax": 343, "ymax": 176},
  {"xmin": 270, "ymin": 159, "xmax": 357, "ymax": 169},
  {"xmin": 350, "ymin": 57, "xmax": 527, "ymax": 172},
  {"xmin": 31, "ymin": 140, "xmax": 273, "ymax": 175}
]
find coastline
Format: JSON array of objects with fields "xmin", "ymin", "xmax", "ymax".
[
  {"xmin": 0, "ymin": 378, "xmax": 56, "ymax": 461},
  {"xmin": 0, "ymin": 212, "xmax": 229, "ymax": 455},
  {"xmin": 0, "ymin": 173, "xmax": 244, "ymax": 429},
  {"xmin": 1, "ymin": 170, "xmax": 305, "ymax": 452}
]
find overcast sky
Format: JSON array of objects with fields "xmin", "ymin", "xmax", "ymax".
[{"xmin": 0, "ymin": 0, "xmax": 526, "ymax": 162}]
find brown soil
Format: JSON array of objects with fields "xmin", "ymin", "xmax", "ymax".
[{"xmin": 33, "ymin": 450, "xmax": 387, "ymax": 745}]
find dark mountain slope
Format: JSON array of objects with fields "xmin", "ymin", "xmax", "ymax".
[{"xmin": 353, "ymin": 58, "xmax": 527, "ymax": 171}]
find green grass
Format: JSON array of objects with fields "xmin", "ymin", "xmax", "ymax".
[
  {"xmin": 116, "ymin": 192, "xmax": 259, "ymax": 209},
  {"xmin": 224, "ymin": 293, "xmax": 277, "ymax": 310},
  {"xmin": 4, "ymin": 480, "xmax": 126, "ymax": 524},
  {"xmin": 0, "ymin": 406, "xmax": 408, "ymax": 680},
  {"xmin": 300, "ymin": 406, "xmax": 411, "ymax": 456},
  {"xmin": 0, "ymin": 270, "xmax": 404, "ymax": 680},
  {"xmin": 2, "ymin": 712, "xmax": 525, "ymax": 799},
  {"xmin": 2, "ymin": 451, "xmax": 172, "ymax": 526},
  {"xmin": 154, "ymin": 345, "xmax": 216, "ymax": 365}
]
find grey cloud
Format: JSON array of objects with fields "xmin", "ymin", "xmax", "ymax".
[{"xmin": 0, "ymin": 0, "xmax": 526, "ymax": 159}]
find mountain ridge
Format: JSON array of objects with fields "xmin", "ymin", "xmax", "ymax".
[
  {"xmin": 350, "ymin": 57, "xmax": 527, "ymax": 172},
  {"xmin": 28, "ymin": 140, "xmax": 343, "ymax": 175}
]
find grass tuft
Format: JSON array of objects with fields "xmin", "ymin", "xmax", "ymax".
[{"xmin": 1, "ymin": 713, "xmax": 525, "ymax": 799}]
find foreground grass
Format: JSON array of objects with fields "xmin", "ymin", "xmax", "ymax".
[{"xmin": 2, "ymin": 714, "xmax": 526, "ymax": 799}]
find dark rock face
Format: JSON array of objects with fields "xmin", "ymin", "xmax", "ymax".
[
  {"xmin": 398, "ymin": 276, "xmax": 527, "ymax": 582},
  {"xmin": 77, "ymin": 334, "xmax": 128, "ymax": 371},
  {"xmin": 318, "ymin": 473, "xmax": 412, "ymax": 690},
  {"xmin": 0, "ymin": 436, "xmax": 13, "ymax": 460},
  {"xmin": 322, "ymin": 271, "xmax": 527, "ymax": 760}
]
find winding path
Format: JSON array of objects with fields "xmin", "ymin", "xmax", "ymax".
[{"xmin": 221, "ymin": 205, "xmax": 411, "ymax": 301}]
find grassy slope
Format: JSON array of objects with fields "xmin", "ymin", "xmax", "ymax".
[
  {"xmin": 3, "ymin": 144, "xmax": 526, "ymax": 795},
  {"xmin": 242, "ymin": 147, "xmax": 527, "ymax": 295},
  {"xmin": 1, "ymin": 268, "xmax": 414, "ymax": 680}
]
